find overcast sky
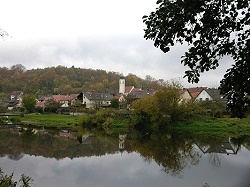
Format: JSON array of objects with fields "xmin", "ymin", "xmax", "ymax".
[{"xmin": 0, "ymin": 0, "xmax": 233, "ymax": 88}]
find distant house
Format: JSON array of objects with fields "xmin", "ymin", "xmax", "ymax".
[
  {"xmin": 206, "ymin": 88, "xmax": 227, "ymax": 105},
  {"xmin": 52, "ymin": 94, "xmax": 79, "ymax": 107},
  {"xmin": 8, "ymin": 91, "xmax": 23, "ymax": 110},
  {"xmin": 179, "ymin": 88, "xmax": 192, "ymax": 103},
  {"xmin": 82, "ymin": 92, "xmax": 114, "ymax": 109},
  {"xmin": 36, "ymin": 96, "xmax": 53, "ymax": 109},
  {"xmin": 10, "ymin": 91, "xmax": 23, "ymax": 101},
  {"xmin": 35, "ymin": 94, "xmax": 80, "ymax": 111},
  {"xmin": 187, "ymin": 87, "xmax": 213, "ymax": 101},
  {"xmin": 130, "ymin": 89, "xmax": 156, "ymax": 99}
]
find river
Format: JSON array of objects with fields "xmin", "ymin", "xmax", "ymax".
[{"xmin": 0, "ymin": 126, "xmax": 249, "ymax": 187}]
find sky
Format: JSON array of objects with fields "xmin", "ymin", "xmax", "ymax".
[{"xmin": 0, "ymin": 0, "xmax": 233, "ymax": 88}]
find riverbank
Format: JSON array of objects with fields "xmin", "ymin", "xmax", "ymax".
[
  {"xmin": 3, "ymin": 113, "xmax": 250, "ymax": 136},
  {"xmin": 172, "ymin": 117, "xmax": 250, "ymax": 137}
]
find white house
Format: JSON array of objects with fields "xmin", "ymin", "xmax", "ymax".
[
  {"xmin": 195, "ymin": 89, "xmax": 213, "ymax": 101},
  {"xmin": 82, "ymin": 92, "xmax": 114, "ymax": 109}
]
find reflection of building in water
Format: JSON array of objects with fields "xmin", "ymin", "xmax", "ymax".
[
  {"xmin": 196, "ymin": 138, "xmax": 238, "ymax": 155},
  {"xmin": 77, "ymin": 134, "xmax": 95, "ymax": 144},
  {"xmin": 119, "ymin": 134, "xmax": 126, "ymax": 153},
  {"xmin": 8, "ymin": 152, "xmax": 24, "ymax": 160},
  {"xmin": 242, "ymin": 137, "xmax": 250, "ymax": 151}
]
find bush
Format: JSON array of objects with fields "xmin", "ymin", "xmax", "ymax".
[
  {"xmin": 10, "ymin": 118, "xmax": 21, "ymax": 124},
  {"xmin": 0, "ymin": 167, "xmax": 33, "ymax": 187}
]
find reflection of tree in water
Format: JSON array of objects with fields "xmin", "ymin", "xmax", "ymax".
[
  {"xmin": 195, "ymin": 135, "xmax": 245, "ymax": 168},
  {"xmin": 208, "ymin": 152, "xmax": 224, "ymax": 168},
  {"xmin": 132, "ymin": 132, "xmax": 201, "ymax": 177},
  {"xmin": 8, "ymin": 152, "xmax": 24, "ymax": 161},
  {"xmin": 21, "ymin": 129, "xmax": 36, "ymax": 147}
]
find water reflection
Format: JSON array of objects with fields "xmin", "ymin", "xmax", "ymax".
[{"xmin": 0, "ymin": 125, "xmax": 250, "ymax": 186}]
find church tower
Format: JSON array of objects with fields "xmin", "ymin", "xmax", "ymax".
[{"xmin": 119, "ymin": 74, "xmax": 125, "ymax": 94}]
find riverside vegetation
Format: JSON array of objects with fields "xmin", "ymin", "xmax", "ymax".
[{"xmin": 1, "ymin": 86, "xmax": 250, "ymax": 137}]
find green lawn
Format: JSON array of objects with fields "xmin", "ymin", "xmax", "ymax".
[
  {"xmin": 173, "ymin": 117, "xmax": 250, "ymax": 137},
  {"xmin": 13, "ymin": 113, "xmax": 81, "ymax": 128},
  {"xmin": 7, "ymin": 114, "xmax": 250, "ymax": 137}
]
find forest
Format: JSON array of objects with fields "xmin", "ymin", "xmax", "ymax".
[{"xmin": 0, "ymin": 64, "xmax": 160, "ymax": 98}]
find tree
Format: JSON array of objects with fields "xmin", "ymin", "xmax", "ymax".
[
  {"xmin": 110, "ymin": 98, "xmax": 119, "ymax": 109},
  {"xmin": 0, "ymin": 28, "xmax": 9, "ymax": 40},
  {"xmin": 143, "ymin": 0, "xmax": 250, "ymax": 118},
  {"xmin": 132, "ymin": 85, "xmax": 186, "ymax": 130},
  {"xmin": 0, "ymin": 167, "xmax": 32, "ymax": 187},
  {"xmin": 11, "ymin": 64, "xmax": 26, "ymax": 73},
  {"xmin": 22, "ymin": 95, "xmax": 37, "ymax": 113}
]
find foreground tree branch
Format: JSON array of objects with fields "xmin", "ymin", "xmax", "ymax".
[{"xmin": 143, "ymin": 0, "xmax": 250, "ymax": 117}]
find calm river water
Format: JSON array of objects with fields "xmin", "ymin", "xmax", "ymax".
[{"xmin": 0, "ymin": 126, "xmax": 250, "ymax": 187}]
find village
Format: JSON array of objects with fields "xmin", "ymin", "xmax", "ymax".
[{"xmin": 1, "ymin": 75, "xmax": 226, "ymax": 114}]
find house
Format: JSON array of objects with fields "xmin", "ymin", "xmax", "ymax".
[
  {"xmin": 35, "ymin": 96, "xmax": 54, "ymax": 109},
  {"xmin": 206, "ymin": 88, "xmax": 227, "ymax": 105},
  {"xmin": 187, "ymin": 87, "xmax": 213, "ymax": 101},
  {"xmin": 35, "ymin": 94, "xmax": 80, "ymax": 111},
  {"xmin": 52, "ymin": 94, "xmax": 79, "ymax": 107},
  {"xmin": 179, "ymin": 88, "xmax": 192, "ymax": 103},
  {"xmin": 118, "ymin": 75, "xmax": 156, "ymax": 98},
  {"xmin": 82, "ymin": 92, "xmax": 114, "ymax": 109},
  {"xmin": 130, "ymin": 89, "xmax": 156, "ymax": 99},
  {"xmin": 10, "ymin": 91, "xmax": 23, "ymax": 101},
  {"xmin": 8, "ymin": 91, "xmax": 23, "ymax": 110}
]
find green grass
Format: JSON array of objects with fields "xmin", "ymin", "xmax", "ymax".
[
  {"xmin": 11, "ymin": 113, "xmax": 81, "ymax": 128},
  {"xmin": 8, "ymin": 114, "xmax": 250, "ymax": 137},
  {"xmin": 172, "ymin": 117, "xmax": 250, "ymax": 137}
]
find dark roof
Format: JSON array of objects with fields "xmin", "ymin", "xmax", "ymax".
[
  {"xmin": 206, "ymin": 88, "xmax": 227, "ymax": 101},
  {"xmin": 83, "ymin": 92, "xmax": 114, "ymax": 101},
  {"xmin": 130, "ymin": 89, "xmax": 155, "ymax": 99}
]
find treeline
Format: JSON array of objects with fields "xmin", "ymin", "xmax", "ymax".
[{"xmin": 0, "ymin": 64, "xmax": 160, "ymax": 97}]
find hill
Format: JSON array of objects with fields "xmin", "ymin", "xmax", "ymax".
[{"xmin": 0, "ymin": 64, "xmax": 160, "ymax": 98}]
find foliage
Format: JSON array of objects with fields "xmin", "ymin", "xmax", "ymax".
[
  {"xmin": 22, "ymin": 95, "xmax": 36, "ymax": 113},
  {"xmin": 143, "ymin": 0, "xmax": 250, "ymax": 118},
  {"xmin": 0, "ymin": 167, "xmax": 32, "ymax": 187},
  {"xmin": 10, "ymin": 117, "xmax": 21, "ymax": 124},
  {"xmin": 80, "ymin": 108, "xmax": 123, "ymax": 129},
  {"xmin": 70, "ymin": 99, "xmax": 85, "ymax": 114},
  {"xmin": 110, "ymin": 98, "xmax": 119, "ymax": 109},
  {"xmin": 131, "ymin": 86, "xmax": 188, "ymax": 130},
  {"xmin": 196, "ymin": 100, "xmax": 225, "ymax": 118},
  {"xmin": 0, "ymin": 106, "xmax": 7, "ymax": 113},
  {"xmin": 0, "ymin": 65, "xmax": 158, "ymax": 97},
  {"xmin": 44, "ymin": 100, "xmax": 61, "ymax": 113}
]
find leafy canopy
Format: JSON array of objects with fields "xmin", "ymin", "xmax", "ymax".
[
  {"xmin": 22, "ymin": 95, "xmax": 37, "ymax": 113},
  {"xmin": 143, "ymin": 0, "xmax": 250, "ymax": 117}
]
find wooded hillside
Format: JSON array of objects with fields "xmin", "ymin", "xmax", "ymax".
[{"xmin": 0, "ymin": 64, "xmax": 160, "ymax": 97}]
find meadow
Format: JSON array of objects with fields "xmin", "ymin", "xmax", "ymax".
[{"xmin": 6, "ymin": 113, "xmax": 250, "ymax": 137}]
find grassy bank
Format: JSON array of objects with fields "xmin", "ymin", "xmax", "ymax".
[
  {"xmin": 6, "ymin": 114, "xmax": 250, "ymax": 136},
  {"xmin": 172, "ymin": 117, "xmax": 250, "ymax": 137},
  {"xmin": 11, "ymin": 114, "xmax": 81, "ymax": 128},
  {"xmin": 7, "ymin": 113, "xmax": 130, "ymax": 130}
]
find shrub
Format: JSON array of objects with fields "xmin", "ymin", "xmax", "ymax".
[
  {"xmin": 10, "ymin": 118, "xmax": 21, "ymax": 124},
  {"xmin": 0, "ymin": 167, "xmax": 33, "ymax": 187}
]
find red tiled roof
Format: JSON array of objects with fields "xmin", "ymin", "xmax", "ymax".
[
  {"xmin": 125, "ymin": 86, "xmax": 134, "ymax": 93},
  {"xmin": 35, "ymin": 101, "xmax": 45, "ymax": 108},
  {"xmin": 187, "ymin": 87, "xmax": 207, "ymax": 99},
  {"xmin": 52, "ymin": 94, "xmax": 78, "ymax": 102}
]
